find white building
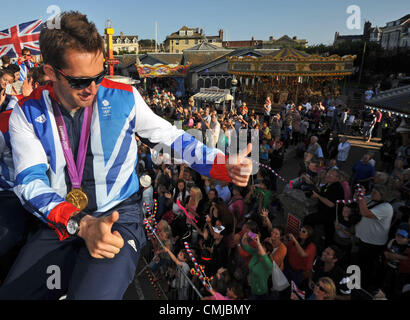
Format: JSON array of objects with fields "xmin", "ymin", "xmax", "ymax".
[
  {"xmin": 104, "ymin": 32, "xmax": 139, "ymax": 54},
  {"xmin": 380, "ymin": 14, "xmax": 410, "ymax": 51}
]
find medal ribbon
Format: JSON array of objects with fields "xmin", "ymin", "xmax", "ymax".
[{"xmin": 51, "ymin": 100, "xmax": 93, "ymax": 190}]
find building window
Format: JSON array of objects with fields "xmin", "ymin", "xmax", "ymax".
[
  {"xmin": 185, "ymin": 39, "xmax": 189, "ymax": 44},
  {"xmin": 133, "ymin": 38, "xmax": 137, "ymax": 44},
  {"xmin": 195, "ymin": 39, "xmax": 198, "ymax": 44},
  {"xmin": 179, "ymin": 30, "xmax": 185, "ymax": 36},
  {"xmin": 175, "ymin": 40, "xmax": 179, "ymax": 45},
  {"xmin": 176, "ymin": 49, "xmax": 179, "ymax": 53},
  {"xmin": 187, "ymin": 30, "xmax": 193, "ymax": 36}
]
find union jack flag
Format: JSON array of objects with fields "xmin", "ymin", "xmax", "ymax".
[
  {"xmin": 0, "ymin": 19, "xmax": 44, "ymax": 58},
  {"xmin": 291, "ymin": 280, "xmax": 306, "ymax": 300}
]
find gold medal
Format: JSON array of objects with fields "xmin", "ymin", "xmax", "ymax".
[{"xmin": 66, "ymin": 188, "xmax": 88, "ymax": 211}]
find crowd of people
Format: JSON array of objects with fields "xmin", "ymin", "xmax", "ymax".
[
  {"xmin": 0, "ymin": 11, "xmax": 409, "ymax": 301},
  {"xmin": 136, "ymin": 85, "xmax": 410, "ymax": 300}
]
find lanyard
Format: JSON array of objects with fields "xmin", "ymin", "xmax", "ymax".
[{"xmin": 51, "ymin": 100, "xmax": 93, "ymax": 189}]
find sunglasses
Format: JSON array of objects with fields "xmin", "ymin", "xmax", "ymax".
[
  {"xmin": 54, "ymin": 67, "xmax": 106, "ymax": 89},
  {"xmin": 315, "ymin": 283, "xmax": 328, "ymax": 294}
]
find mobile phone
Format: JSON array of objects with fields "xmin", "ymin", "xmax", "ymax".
[{"xmin": 248, "ymin": 232, "xmax": 256, "ymax": 240}]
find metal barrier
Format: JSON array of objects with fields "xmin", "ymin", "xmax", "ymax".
[{"xmin": 137, "ymin": 228, "xmax": 204, "ymax": 300}]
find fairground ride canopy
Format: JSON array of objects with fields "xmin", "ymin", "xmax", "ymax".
[
  {"xmin": 226, "ymin": 48, "xmax": 356, "ymax": 77},
  {"xmin": 137, "ymin": 63, "xmax": 191, "ymax": 78}
]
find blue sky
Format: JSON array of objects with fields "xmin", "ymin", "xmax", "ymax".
[{"xmin": 1, "ymin": 0, "xmax": 409, "ymax": 45}]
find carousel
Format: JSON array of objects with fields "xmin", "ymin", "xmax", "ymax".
[
  {"xmin": 136, "ymin": 63, "xmax": 191, "ymax": 97},
  {"xmin": 226, "ymin": 48, "xmax": 356, "ymax": 110}
]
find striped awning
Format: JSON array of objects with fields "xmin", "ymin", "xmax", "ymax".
[{"xmin": 192, "ymin": 92, "xmax": 233, "ymax": 103}]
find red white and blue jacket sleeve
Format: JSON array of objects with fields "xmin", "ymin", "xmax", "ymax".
[{"xmin": 9, "ymin": 94, "xmax": 77, "ymax": 240}]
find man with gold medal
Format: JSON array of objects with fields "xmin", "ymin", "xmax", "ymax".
[{"xmin": 0, "ymin": 12, "xmax": 253, "ymax": 300}]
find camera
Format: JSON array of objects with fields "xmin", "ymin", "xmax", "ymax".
[{"xmin": 248, "ymin": 231, "xmax": 257, "ymax": 240}]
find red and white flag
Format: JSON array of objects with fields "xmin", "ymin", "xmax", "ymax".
[{"xmin": 0, "ymin": 19, "xmax": 44, "ymax": 58}]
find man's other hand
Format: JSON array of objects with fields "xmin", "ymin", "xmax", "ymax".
[{"xmin": 78, "ymin": 211, "xmax": 124, "ymax": 259}]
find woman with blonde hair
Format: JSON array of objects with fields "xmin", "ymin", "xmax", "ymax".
[
  {"xmin": 310, "ymin": 277, "xmax": 336, "ymax": 300},
  {"xmin": 291, "ymin": 276, "xmax": 336, "ymax": 300},
  {"xmin": 186, "ymin": 186, "xmax": 203, "ymax": 221}
]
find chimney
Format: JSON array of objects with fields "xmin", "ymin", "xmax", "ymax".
[
  {"xmin": 200, "ymin": 28, "xmax": 203, "ymax": 35},
  {"xmin": 219, "ymin": 29, "xmax": 223, "ymax": 40},
  {"xmin": 269, "ymin": 36, "xmax": 274, "ymax": 41}
]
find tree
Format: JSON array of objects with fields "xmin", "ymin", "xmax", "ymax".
[{"xmin": 139, "ymin": 39, "xmax": 156, "ymax": 48}]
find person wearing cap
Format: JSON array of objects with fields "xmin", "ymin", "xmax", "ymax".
[
  {"xmin": 355, "ymin": 184, "xmax": 394, "ymax": 294},
  {"xmin": 382, "ymin": 223, "xmax": 410, "ymax": 299}
]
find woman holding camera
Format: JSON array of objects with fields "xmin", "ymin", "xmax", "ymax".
[
  {"xmin": 240, "ymin": 232, "xmax": 273, "ymax": 300},
  {"xmin": 283, "ymin": 225, "xmax": 317, "ymax": 290},
  {"xmin": 355, "ymin": 184, "xmax": 394, "ymax": 293}
]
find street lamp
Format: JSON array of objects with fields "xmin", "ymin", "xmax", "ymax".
[{"xmin": 231, "ymin": 78, "xmax": 238, "ymax": 112}]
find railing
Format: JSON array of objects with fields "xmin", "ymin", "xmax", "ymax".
[{"xmin": 137, "ymin": 227, "xmax": 204, "ymax": 300}]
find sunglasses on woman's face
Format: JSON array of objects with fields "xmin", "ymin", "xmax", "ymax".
[
  {"xmin": 315, "ymin": 283, "xmax": 328, "ymax": 294},
  {"xmin": 54, "ymin": 67, "xmax": 106, "ymax": 89}
]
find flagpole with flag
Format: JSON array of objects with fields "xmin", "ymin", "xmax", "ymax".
[{"xmin": 0, "ymin": 19, "xmax": 44, "ymax": 58}]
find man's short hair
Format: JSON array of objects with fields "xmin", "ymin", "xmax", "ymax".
[
  {"xmin": 6, "ymin": 64, "xmax": 20, "ymax": 74},
  {"xmin": 22, "ymin": 47, "xmax": 31, "ymax": 55},
  {"xmin": 328, "ymin": 245, "xmax": 343, "ymax": 261},
  {"xmin": 28, "ymin": 66, "xmax": 48, "ymax": 85},
  {"xmin": 2, "ymin": 68, "xmax": 15, "ymax": 79},
  {"xmin": 39, "ymin": 11, "xmax": 105, "ymax": 69},
  {"xmin": 1, "ymin": 56, "xmax": 10, "ymax": 64}
]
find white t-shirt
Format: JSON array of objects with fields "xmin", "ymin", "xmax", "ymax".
[
  {"xmin": 337, "ymin": 142, "xmax": 351, "ymax": 162},
  {"xmin": 302, "ymin": 103, "xmax": 312, "ymax": 112},
  {"xmin": 355, "ymin": 197, "xmax": 393, "ymax": 246},
  {"xmin": 264, "ymin": 104, "xmax": 271, "ymax": 116}
]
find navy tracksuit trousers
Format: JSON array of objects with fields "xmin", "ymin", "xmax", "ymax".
[{"xmin": 0, "ymin": 221, "xmax": 144, "ymax": 300}]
